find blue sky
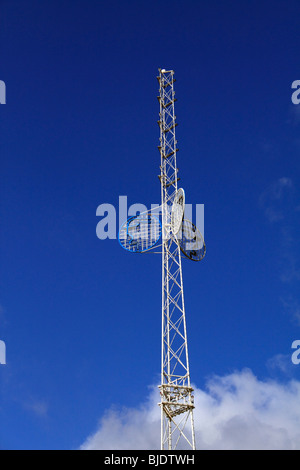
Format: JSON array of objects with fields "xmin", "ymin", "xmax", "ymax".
[{"xmin": 1, "ymin": 0, "xmax": 300, "ymax": 450}]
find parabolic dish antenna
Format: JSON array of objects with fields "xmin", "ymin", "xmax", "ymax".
[
  {"xmin": 171, "ymin": 188, "xmax": 185, "ymax": 236},
  {"xmin": 179, "ymin": 218, "xmax": 206, "ymax": 261},
  {"xmin": 118, "ymin": 214, "xmax": 162, "ymax": 253}
]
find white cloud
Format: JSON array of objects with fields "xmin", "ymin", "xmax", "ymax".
[
  {"xmin": 259, "ymin": 179, "xmax": 300, "ymax": 329},
  {"xmin": 266, "ymin": 353, "xmax": 294, "ymax": 377},
  {"xmin": 80, "ymin": 385, "xmax": 160, "ymax": 450},
  {"xmin": 80, "ymin": 369, "xmax": 300, "ymax": 450},
  {"xmin": 23, "ymin": 399, "xmax": 49, "ymax": 418},
  {"xmin": 288, "ymin": 103, "xmax": 300, "ymax": 126},
  {"xmin": 259, "ymin": 177, "xmax": 294, "ymax": 223},
  {"xmin": 281, "ymin": 296, "xmax": 300, "ymax": 326}
]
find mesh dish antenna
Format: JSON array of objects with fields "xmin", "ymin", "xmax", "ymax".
[
  {"xmin": 179, "ymin": 218, "xmax": 206, "ymax": 261},
  {"xmin": 118, "ymin": 214, "xmax": 162, "ymax": 253}
]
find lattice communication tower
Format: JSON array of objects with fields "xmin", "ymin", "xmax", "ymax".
[{"xmin": 118, "ymin": 69, "xmax": 206, "ymax": 450}]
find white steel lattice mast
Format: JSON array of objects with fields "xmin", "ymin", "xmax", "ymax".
[
  {"xmin": 118, "ymin": 68, "xmax": 206, "ymax": 451},
  {"xmin": 157, "ymin": 68, "xmax": 196, "ymax": 450}
]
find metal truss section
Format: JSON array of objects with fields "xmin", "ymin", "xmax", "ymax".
[
  {"xmin": 157, "ymin": 69, "xmax": 180, "ymax": 212},
  {"xmin": 157, "ymin": 69, "xmax": 196, "ymax": 450},
  {"xmin": 159, "ymin": 383, "xmax": 195, "ymax": 450}
]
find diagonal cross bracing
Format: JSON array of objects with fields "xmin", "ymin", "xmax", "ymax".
[{"xmin": 157, "ymin": 69, "xmax": 196, "ymax": 451}]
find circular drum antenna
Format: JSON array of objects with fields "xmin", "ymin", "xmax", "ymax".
[
  {"xmin": 171, "ymin": 188, "xmax": 185, "ymax": 236},
  {"xmin": 179, "ymin": 218, "xmax": 206, "ymax": 261}
]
